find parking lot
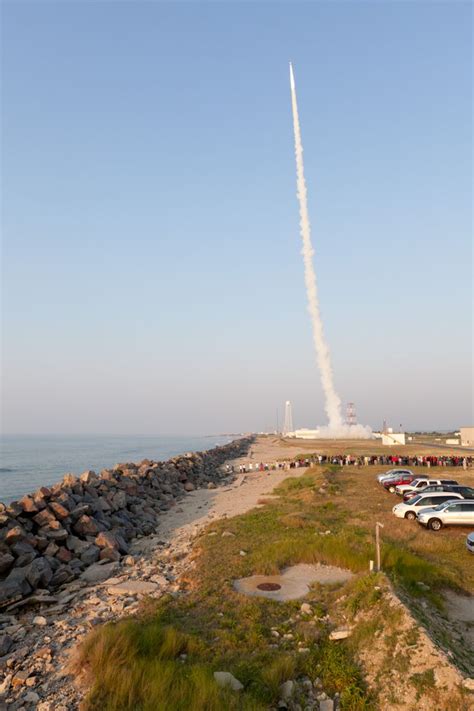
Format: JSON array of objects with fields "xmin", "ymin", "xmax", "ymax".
[{"xmin": 329, "ymin": 463, "xmax": 474, "ymax": 592}]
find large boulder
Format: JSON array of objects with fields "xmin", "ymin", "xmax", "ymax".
[
  {"xmin": 48, "ymin": 502, "xmax": 70, "ymax": 520},
  {"xmin": 5, "ymin": 525, "xmax": 26, "ymax": 545},
  {"xmin": 18, "ymin": 496, "xmax": 38, "ymax": 514},
  {"xmin": 73, "ymin": 515, "xmax": 99, "ymax": 537},
  {"xmin": 80, "ymin": 544, "xmax": 100, "ymax": 565},
  {"xmin": 10, "ymin": 541, "xmax": 37, "ymax": 567},
  {"xmin": 33, "ymin": 509, "xmax": 56, "ymax": 527},
  {"xmin": 0, "ymin": 553, "xmax": 15, "ymax": 575},
  {"xmin": 25, "ymin": 557, "xmax": 53, "ymax": 588}
]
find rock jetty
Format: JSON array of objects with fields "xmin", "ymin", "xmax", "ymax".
[{"xmin": 0, "ymin": 437, "xmax": 253, "ymax": 609}]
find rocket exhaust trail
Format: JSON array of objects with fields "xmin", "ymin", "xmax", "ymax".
[{"xmin": 289, "ymin": 62, "xmax": 343, "ymax": 429}]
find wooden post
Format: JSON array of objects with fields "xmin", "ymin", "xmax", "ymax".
[{"xmin": 375, "ymin": 522, "xmax": 384, "ymax": 572}]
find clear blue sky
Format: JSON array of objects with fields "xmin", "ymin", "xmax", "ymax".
[{"xmin": 2, "ymin": 1, "xmax": 472, "ymax": 434}]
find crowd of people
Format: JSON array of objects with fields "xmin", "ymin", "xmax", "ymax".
[{"xmin": 224, "ymin": 452, "xmax": 473, "ymax": 474}]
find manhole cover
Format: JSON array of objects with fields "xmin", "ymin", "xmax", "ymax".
[{"xmin": 257, "ymin": 582, "xmax": 282, "ymax": 591}]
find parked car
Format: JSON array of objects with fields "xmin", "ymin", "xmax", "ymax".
[
  {"xmin": 396, "ymin": 478, "xmax": 459, "ymax": 497},
  {"xmin": 466, "ymin": 532, "xmax": 474, "ymax": 553},
  {"xmin": 382, "ymin": 473, "xmax": 417, "ymax": 493},
  {"xmin": 377, "ymin": 469, "xmax": 414, "ymax": 483},
  {"xmin": 392, "ymin": 492, "xmax": 463, "ymax": 520},
  {"xmin": 417, "ymin": 500, "xmax": 474, "ymax": 530},
  {"xmin": 403, "ymin": 484, "xmax": 474, "ymax": 503}
]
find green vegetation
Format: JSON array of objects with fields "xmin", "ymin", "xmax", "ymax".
[{"xmin": 76, "ymin": 462, "xmax": 472, "ymax": 710}]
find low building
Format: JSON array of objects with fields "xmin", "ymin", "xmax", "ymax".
[
  {"xmin": 287, "ymin": 429, "xmax": 321, "ymax": 439},
  {"xmin": 460, "ymin": 427, "xmax": 474, "ymax": 447},
  {"xmin": 445, "ymin": 438, "xmax": 460, "ymax": 445},
  {"xmin": 381, "ymin": 432, "xmax": 406, "ymax": 446}
]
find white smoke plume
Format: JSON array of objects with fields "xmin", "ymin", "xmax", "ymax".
[{"xmin": 289, "ymin": 63, "xmax": 372, "ymax": 440}]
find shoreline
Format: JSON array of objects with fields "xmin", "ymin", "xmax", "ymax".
[
  {"xmin": 0, "ymin": 437, "xmax": 310, "ymax": 710},
  {"xmin": 0, "ymin": 438, "xmax": 253, "ymax": 608},
  {"xmin": 0, "ymin": 434, "xmax": 239, "ymax": 505}
]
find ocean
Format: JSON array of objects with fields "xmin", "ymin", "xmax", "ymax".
[{"xmin": 0, "ymin": 434, "xmax": 236, "ymax": 504}]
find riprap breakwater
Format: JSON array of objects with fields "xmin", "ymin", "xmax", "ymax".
[{"xmin": 0, "ymin": 436, "xmax": 253, "ymax": 608}]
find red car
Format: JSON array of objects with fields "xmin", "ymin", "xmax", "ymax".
[{"xmin": 382, "ymin": 473, "xmax": 416, "ymax": 493}]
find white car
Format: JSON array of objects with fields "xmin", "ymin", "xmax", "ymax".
[
  {"xmin": 416, "ymin": 501, "xmax": 474, "ymax": 531},
  {"xmin": 392, "ymin": 492, "xmax": 463, "ymax": 520},
  {"xmin": 395, "ymin": 477, "xmax": 458, "ymax": 497},
  {"xmin": 467, "ymin": 532, "xmax": 474, "ymax": 552},
  {"xmin": 377, "ymin": 469, "xmax": 414, "ymax": 483}
]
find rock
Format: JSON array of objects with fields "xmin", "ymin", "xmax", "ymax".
[
  {"xmin": 80, "ymin": 544, "xmax": 100, "ymax": 565},
  {"xmin": 25, "ymin": 557, "xmax": 53, "ymax": 588},
  {"xmin": 49, "ymin": 502, "xmax": 70, "ymax": 520},
  {"xmin": 5, "ymin": 525, "xmax": 25, "ymax": 545},
  {"xmin": 280, "ymin": 680, "xmax": 294, "ymax": 700},
  {"xmin": 33, "ymin": 509, "xmax": 56, "ymax": 527},
  {"xmin": 62, "ymin": 473, "xmax": 77, "ymax": 486},
  {"xmin": 329, "ymin": 628, "xmax": 351, "ymax": 641},
  {"xmin": 462, "ymin": 678, "xmax": 474, "ymax": 691},
  {"xmin": 80, "ymin": 470, "xmax": 98, "ymax": 484},
  {"xmin": 41, "ymin": 526, "xmax": 68, "ymax": 541},
  {"xmin": 0, "ymin": 634, "xmax": 13, "ymax": 655},
  {"xmin": 0, "ymin": 553, "xmax": 15, "ymax": 574},
  {"xmin": 0, "ymin": 571, "xmax": 31, "ymax": 608},
  {"xmin": 0, "ymin": 672, "xmax": 12, "ymax": 694},
  {"xmin": 44, "ymin": 542, "xmax": 59, "ymax": 557},
  {"xmin": 183, "ymin": 481, "xmax": 195, "ymax": 492},
  {"xmin": 122, "ymin": 555, "xmax": 135, "ymax": 566},
  {"xmin": 12, "ymin": 670, "xmax": 30, "ymax": 687},
  {"xmin": 80, "ymin": 562, "xmax": 119, "ymax": 584},
  {"xmin": 24, "ymin": 691, "xmax": 41, "ymax": 703},
  {"xmin": 50, "ymin": 566, "xmax": 75, "ymax": 587},
  {"xmin": 95, "ymin": 531, "xmax": 119, "ymax": 550},
  {"xmin": 319, "ymin": 700, "xmax": 334, "ymax": 711},
  {"xmin": 213, "ymin": 671, "xmax": 244, "ymax": 691},
  {"xmin": 56, "ymin": 547, "xmax": 73, "ymax": 563},
  {"xmin": 18, "ymin": 496, "xmax": 38, "ymax": 514},
  {"xmin": 221, "ymin": 531, "xmax": 236, "ymax": 538},
  {"xmin": 271, "ymin": 630, "xmax": 280, "ymax": 638},
  {"xmin": 300, "ymin": 603, "xmax": 312, "ymax": 615},
  {"xmin": 73, "ymin": 515, "xmax": 99, "ymax": 537},
  {"xmin": 239, "ymin": 550, "xmax": 247, "ymax": 557},
  {"xmin": 107, "ymin": 581, "xmax": 158, "ymax": 596},
  {"xmin": 33, "ymin": 615, "xmax": 48, "ymax": 626},
  {"xmin": 70, "ymin": 504, "xmax": 91, "ymax": 520}
]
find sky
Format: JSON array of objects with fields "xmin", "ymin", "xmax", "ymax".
[{"xmin": 1, "ymin": 0, "xmax": 472, "ymax": 435}]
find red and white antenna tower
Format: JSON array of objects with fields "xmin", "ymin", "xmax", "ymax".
[{"xmin": 346, "ymin": 402, "xmax": 357, "ymax": 427}]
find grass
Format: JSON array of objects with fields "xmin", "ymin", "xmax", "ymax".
[{"xmin": 76, "ymin": 460, "xmax": 473, "ymax": 710}]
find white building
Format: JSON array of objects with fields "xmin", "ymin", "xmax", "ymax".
[
  {"xmin": 287, "ymin": 429, "xmax": 320, "ymax": 439},
  {"xmin": 381, "ymin": 432, "xmax": 406, "ymax": 446},
  {"xmin": 460, "ymin": 427, "xmax": 474, "ymax": 447}
]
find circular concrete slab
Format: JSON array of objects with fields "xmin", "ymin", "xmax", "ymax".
[{"xmin": 234, "ymin": 564, "xmax": 353, "ymax": 602}]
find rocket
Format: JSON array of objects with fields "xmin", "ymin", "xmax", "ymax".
[{"xmin": 289, "ymin": 62, "xmax": 295, "ymax": 91}]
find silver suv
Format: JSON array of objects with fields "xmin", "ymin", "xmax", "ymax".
[{"xmin": 417, "ymin": 500, "xmax": 474, "ymax": 531}]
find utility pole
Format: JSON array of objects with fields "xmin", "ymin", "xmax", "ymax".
[{"xmin": 375, "ymin": 522, "xmax": 384, "ymax": 572}]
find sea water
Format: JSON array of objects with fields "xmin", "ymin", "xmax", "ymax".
[{"xmin": 0, "ymin": 434, "xmax": 235, "ymax": 504}]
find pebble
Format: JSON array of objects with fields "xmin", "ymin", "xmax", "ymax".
[
  {"xmin": 24, "ymin": 691, "xmax": 40, "ymax": 703},
  {"xmin": 280, "ymin": 679, "xmax": 294, "ymax": 700},
  {"xmin": 33, "ymin": 616, "xmax": 48, "ymax": 627}
]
